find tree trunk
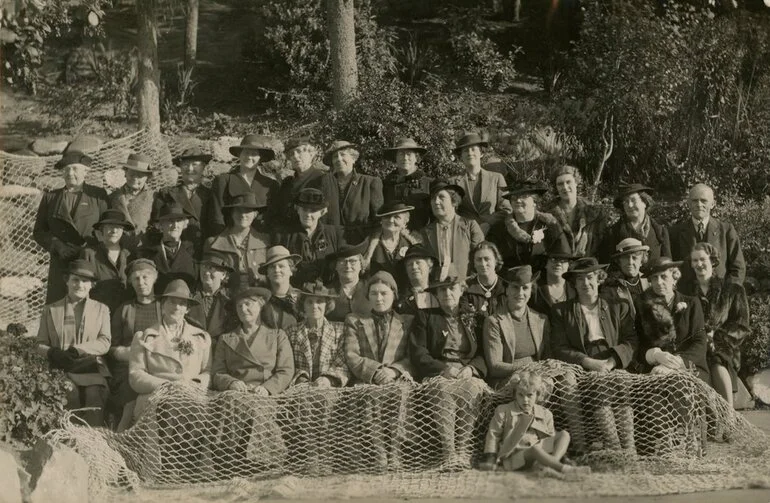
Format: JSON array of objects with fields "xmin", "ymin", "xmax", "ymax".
[
  {"xmin": 326, "ymin": 0, "xmax": 358, "ymax": 110},
  {"xmin": 136, "ymin": 0, "xmax": 161, "ymax": 133},
  {"xmin": 184, "ymin": 0, "xmax": 199, "ymax": 72}
]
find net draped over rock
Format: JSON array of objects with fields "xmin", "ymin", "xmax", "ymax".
[{"xmin": 55, "ymin": 360, "xmax": 770, "ymax": 499}]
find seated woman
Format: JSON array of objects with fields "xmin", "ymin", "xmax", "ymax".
[
  {"xmin": 551, "ymin": 257, "xmax": 637, "ymax": 453},
  {"xmin": 601, "ymin": 238, "xmax": 651, "ymax": 317},
  {"xmin": 362, "ymin": 201, "xmax": 420, "ymax": 288},
  {"xmin": 37, "ymin": 259, "xmax": 111, "ymax": 427},
  {"xmin": 204, "ymin": 193, "xmax": 270, "ymax": 291},
  {"xmin": 678, "ymin": 243, "xmax": 749, "ymax": 408},
  {"xmin": 325, "ymin": 243, "xmax": 371, "ymax": 323},
  {"xmin": 409, "ymin": 267, "xmax": 488, "ymax": 471},
  {"xmin": 211, "ymin": 286, "xmax": 294, "ymax": 474},
  {"xmin": 464, "ymin": 241, "xmax": 508, "ymax": 316},
  {"xmin": 483, "ymin": 266, "xmax": 550, "ymax": 389},
  {"xmin": 396, "ymin": 244, "xmax": 440, "ymax": 314},
  {"xmin": 635, "ymin": 257, "xmax": 710, "ymax": 382},
  {"xmin": 108, "ymin": 258, "xmax": 162, "ymax": 432},
  {"xmin": 259, "ymin": 246, "xmax": 303, "ymax": 330},
  {"xmin": 528, "ymin": 240, "xmax": 577, "ymax": 317},
  {"xmin": 81, "ymin": 209, "xmax": 133, "ymax": 313},
  {"xmin": 189, "ymin": 252, "xmax": 237, "ymax": 345},
  {"xmin": 345, "ymin": 271, "xmax": 415, "ymax": 472}
]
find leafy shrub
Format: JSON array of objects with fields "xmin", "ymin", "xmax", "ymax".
[
  {"xmin": 0, "ymin": 326, "xmax": 71, "ymax": 447},
  {"xmin": 450, "ymin": 30, "xmax": 520, "ymax": 92},
  {"xmin": 743, "ymin": 295, "xmax": 770, "ymax": 376}
]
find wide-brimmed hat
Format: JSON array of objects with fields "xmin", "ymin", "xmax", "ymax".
[
  {"xmin": 258, "ymin": 246, "xmax": 302, "ymax": 275},
  {"xmin": 298, "ymin": 280, "xmax": 337, "ymax": 299},
  {"xmin": 326, "ymin": 241, "xmax": 368, "ymax": 263},
  {"xmin": 223, "ymin": 192, "xmax": 266, "ymax": 212},
  {"xmin": 366, "ymin": 270, "xmax": 398, "ymax": 298},
  {"xmin": 401, "ymin": 244, "xmax": 438, "ymax": 263},
  {"xmin": 173, "ymin": 146, "xmax": 212, "ymax": 166},
  {"xmin": 121, "ymin": 153, "xmax": 154, "ymax": 174},
  {"xmin": 229, "ymin": 134, "xmax": 277, "ymax": 161},
  {"xmin": 376, "ymin": 201, "xmax": 415, "ymax": 218},
  {"xmin": 322, "ymin": 140, "xmax": 358, "ymax": 166},
  {"xmin": 93, "ymin": 209, "xmax": 135, "ymax": 231},
  {"xmin": 429, "ymin": 179, "xmax": 465, "ymax": 199},
  {"xmin": 545, "ymin": 239, "xmax": 581, "ymax": 261},
  {"xmin": 160, "ymin": 279, "xmax": 198, "ymax": 305},
  {"xmin": 153, "ymin": 203, "xmax": 189, "ymax": 223},
  {"xmin": 562, "ymin": 257, "xmax": 609, "ymax": 281},
  {"xmin": 285, "ymin": 136, "xmax": 314, "ymax": 153},
  {"xmin": 233, "ymin": 286, "xmax": 272, "ymax": 304},
  {"xmin": 611, "ymin": 238, "xmax": 651, "ymax": 259},
  {"xmin": 502, "ymin": 265, "xmax": 540, "ymax": 286},
  {"xmin": 198, "ymin": 252, "xmax": 234, "ymax": 273},
  {"xmin": 453, "ymin": 132, "xmax": 488, "ymax": 155},
  {"xmin": 642, "ymin": 256, "xmax": 684, "ymax": 278},
  {"xmin": 126, "ymin": 258, "xmax": 157, "ymax": 276},
  {"xmin": 501, "ymin": 180, "xmax": 548, "ymax": 199},
  {"xmin": 294, "ymin": 188, "xmax": 328, "ymax": 211},
  {"xmin": 426, "ymin": 271, "xmax": 466, "ymax": 293},
  {"xmin": 55, "ymin": 150, "xmax": 92, "ymax": 170},
  {"xmin": 65, "ymin": 259, "xmax": 97, "ymax": 281},
  {"xmin": 384, "ymin": 137, "xmax": 427, "ymax": 162},
  {"xmin": 613, "ymin": 183, "xmax": 654, "ymax": 209}
]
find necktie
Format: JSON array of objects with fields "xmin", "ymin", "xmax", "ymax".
[
  {"xmin": 697, "ymin": 222, "xmax": 705, "ymax": 242},
  {"xmin": 63, "ymin": 299, "xmax": 77, "ymax": 346}
]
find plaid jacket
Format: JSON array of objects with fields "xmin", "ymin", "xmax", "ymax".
[
  {"xmin": 344, "ymin": 312, "xmax": 414, "ymax": 384},
  {"xmin": 286, "ymin": 320, "xmax": 349, "ymax": 386}
]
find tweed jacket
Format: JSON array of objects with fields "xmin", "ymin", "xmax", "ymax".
[
  {"xmin": 188, "ymin": 288, "xmax": 237, "ymax": 342},
  {"xmin": 274, "ymin": 223, "xmax": 345, "ymax": 286},
  {"xmin": 409, "ymin": 307, "xmax": 488, "ymax": 380},
  {"xmin": 383, "ymin": 169, "xmax": 433, "ymax": 230},
  {"xmin": 37, "ymin": 297, "xmax": 111, "ymax": 387},
  {"xmin": 484, "ymin": 402, "xmax": 555, "ymax": 460},
  {"xmin": 634, "ymin": 290, "xmax": 709, "ymax": 379},
  {"xmin": 33, "ymin": 184, "xmax": 109, "ymax": 303},
  {"xmin": 324, "ymin": 171, "xmax": 384, "ymax": 243},
  {"xmin": 450, "ymin": 169, "xmax": 512, "ymax": 233},
  {"xmin": 599, "ymin": 216, "xmax": 670, "ymax": 265},
  {"xmin": 129, "ymin": 321, "xmax": 211, "ymax": 417},
  {"xmin": 344, "ymin": 312, "xmax": 414, "ymax": 384},
  {"xmin": 261, "ymin": 287, "xmax": 302, "ymax": 331},
  {"xmin": 268, "ymin": 168, "xmax": 337, "ymax": 228},
  {"xmin": 203, "ymin": 230, "xmax": 270, "ymax": 290},
  {"xmin": 486, "ymin": 211, "xmax": 567, "ymax": 269},
  {"xmin": 669, "ymin": 217, "xmax": 746, "ymax": 285},
  {"xmin": 545, "ymin": 197, "xmax": 608, "ymax": 258},
  {"xmin": 420, "ymin": 215, "xmax": 485, "ymax": 277},
  {"xmin": 326, "ymin": 280, "xmax": 371, "ymax": 323},
  {"xmin": 208, "ymin": 167, "xmax": 279, "ymax": 236},
  {"xmin": 483, "ymin": 308, "xmax": 550, "ymax": 385},
  {"xmin": 211, "ymin": 325, "xmax": 294, "ymax": 395},
  {"xmin": 80, "ymin": 244, "xmax": 131, "ymax": 312},
  {"xmin": 152, "ymin": 183, "xmax": 213, "ymax": 242},
  {"xmin": 135, "ymin": 240, "xmax": 198, "ymax": 293},
  {"xmin": 550, "ymin": 297, "xmax": 638, "ymax": 368},
  {"xmin": 287, "ymin": 319, "xmax": 349, "ymax": 386},
  {"xmin": 108, "ymin": 185, "xmax": 154, "ymax": 251}
]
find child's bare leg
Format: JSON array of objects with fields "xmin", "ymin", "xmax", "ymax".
[
  {"xmin": 550, "ymin": 430, "xmax": 571, "ymax": 461},
  {"xmin": 116, "ymin": 401, "xmax": 136, "ymax": 433},
  {"xmin": 523, "ymin": 444, "xmax": 566, "ymax": 472},
  {"xmin": 710, "ymin": 364, "xmax": 733, "ymax": 408}
]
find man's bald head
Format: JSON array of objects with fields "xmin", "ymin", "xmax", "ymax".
[{"xmin": 688, "ymin": 183, "xmax": 715, "ymax": 221}]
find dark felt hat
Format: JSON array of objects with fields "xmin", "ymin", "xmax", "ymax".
[
  {"xmin": 294, "ymin": 188, "xmax": 327, "ymax": 211},
  {"xmin": 401, "ymin": 244, "xmax": 438, "ymax": 263},
  {"xmin": 376, "ymin": 201, "xmax": 415, "ymax": 218},
  {"xmin": 173, "ymin": 146, "xmax": 212, "ymax": 166},
  {"xmin": 322, "ymin": 140, "xmax": 358, "ymax": 166},
  {"xmin": 502, "ymin": 265, "xmax": 540, "ymax": 286},
  {"xmin": 223, "ymin": 192, "xmax": 266, "ymax": 211},
  {"xmin": 453, "ymin": 132, "xmax": 488, "ymax": 155},
  {"xmin": 611, "ymin": 238, "xmax": 651, "ymax": 259},
  {"xmin": 55, "ymin": 150, "xmax": 92, "ymax": 169},
  {"xmin": 326, "ymin": 241, "xmax": 368, "ymax": 263},
  {"xmin": 642, "ymin": 256, "xmax": 684, "ymax": 278},
  {"xmin": 501, "ymin": 180, "xmax": 548, "ymax": 198},
  {"xmin": 298, "ymin": 280, "xmax": 337, "ymax": 299},
  {"xmin": 198, "ymin": 252, "xmax": 234, "ymax": 273},
  {"xmin": 93, "ymin": 209, "xmax": 135, "ymax": 231},
  {"xmin": 229, "ymin": 134, "xmax": 277, "ymax": 161},
  {"xmin": 562, "ymin": 257, "xmax": 609, "ymax": 281},
  {"xmin": 66, "ymin": 259, "xmax": 98, "ymax": 281},
  {"xmin": 429, "ymin": 179, "xmax": 465, "ymax": 199},
  {"xmin": 233, "ymin": 286, "xmax": 272, "ymax": 304},
  {"xmin": 153, "ymin": 203, "xmax": 189, "ymax": 223},
  {"xmin": 285, "ymin": 137, "xmax": 314, "ymax": 153},
  {"xmin": 426, "ymin": 264, "xmax": 465, "ymax": 292},
  {"xmin": 121, "ymin": 153, "xmax": 154, "ymax": 174},
  {"xmin": 613, "ymin": 183, "xmax": 654, "ymax": 209},
  {"xmin": 160, "ymin": 279, "xmax": 198, "ymax": 305},
  {"xmin": 257, "ymin": 246, "xmax": 302, "ymax": 275},
  {"xmin": 545, "ymin": 239, "xmax": 581, "ymax": 260},
  {"xmin": 384, "ymin": 137, "xmax": 427, "ymax": 162}
]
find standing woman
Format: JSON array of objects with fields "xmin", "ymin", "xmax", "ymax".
[
  {"xmin": 323, "ymin": 140, "xmax": 384, "ymax": 243},
  {"xmin": 528, "ymin": 240, "xmax": 578, "ymax": 317},
  {"xmin": 382, "ymin": 138, "xmax": 433, "ymax": 230},
  {"xmin": 109, "ymin": 153, "xmax": 155, "ymax": 252},
  {"xmin": 600, "ymin": 184, "xmax": 670, "ymax": 265},
  {"xmin": 362, "ymin": 201, "xmax": 421, "ymax": 287},
  {"xmin": 420, "ymin": 180, "xmax": 485, "ymax": 280},
  {"xmin": 259, "ymin": 246, "xmax": 304, "ymax": 331},
  {"xmin": 325, "ymin": 243, "xmax": 371, "ymax": 323},
  {"xmin": 463, "ymin": 241, "xmax": 508, "ymax": 317}
]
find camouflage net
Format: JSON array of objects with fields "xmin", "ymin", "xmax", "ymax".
[{"xmin": 53, "ymin": 360, "xmax": 770, "ymax": 500}]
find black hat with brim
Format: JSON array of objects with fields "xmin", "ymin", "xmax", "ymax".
[
  {"xmin": 229, "ymin": 134, "xmax": 277, "ymax": 162},
  {"xmin": 93, "ymin": 209, "xmax": 136, "ymax": 231},
  {"xmin": 233, "ymin": 286, "xmax": 272, "ymax": 304},
  {"xmin": 376, "ymin": 201, "xmax": 415, "ymax": 218},
  {"xmin": 198, "ymin": 253, "xmax": 234, "ymax": 273},
  {"xmin": 173, "ymin": 146, "xmax": 213, "ymax": 166},
  {"xmin": 561, "ymin": 257, "xmax": 609, "ymax": 281},
  {"xmin": 401, "ymin": 244, "xmax": 438, "ymax": 263},
  {"xmin": 294, "ymin": 188, "xmax": 327, "ymax": 211},
  {"xmin": 223, "ymin": 193, "xmax": 266, "ymax": 211},
  {"xmin": 326, "ymin": 241, "xmax": 368, "ymax": 263},
  {"xmin": 429, "ymin": 180, "xmax": 465, "ymax": 199},
  {"xmin": 160, "ymin": 279, "xmax": 199, "ymax": 305},
  {"xmin": 613, "ymin": 184, "xmax": 654, "ymax": 209},
  {"xmin": 642, "ymin": 257, "xmax": 684, "ymax": 278},
  {"xmin": 453, "ymin": 132, "xmax": 488, "ymax": 155},
  {"xmin": 426, "ymin": 275, "xmax": 465, "ymax": 293},
  {"xmin": 65, "ymin": 259, "xmax": 98, "ymax": 281},
  {"xmin": 501, "ymin": 181, "xmax": 548, "ymax": 198},
  {"xmin": 55, "ymin": 151, "xmax": 92, "ymax": 170},
  {"xmin": 384, "ymin": 137, "xmax": 427, "ymax": 162}
]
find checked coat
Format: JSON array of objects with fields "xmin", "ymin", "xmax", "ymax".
[
  {"xmin": 286, "ymin": 320, "xmax": 350, "ymax": 386},
  {"xmin": 344, "ymin": 312, "xmax": 415, "ymax": 384}
]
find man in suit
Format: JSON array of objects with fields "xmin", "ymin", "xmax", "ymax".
[
  {"xmin": 34, "ymin": 150, "xmax": 109, "ymax": 303},
  {"xmin": 109, "ymin": 152, "xmax": 155, "ymax": 252},
  {"xmin": 669, "ymin": 183, "xmax": 745, "ymax": 284},
  {"xmin": 449, "ymin": 132, "xmax": 511, "ymax": 234},
  {"xmin": 36, "ymin": 259, "xmax": 111, "ymax": 426}
]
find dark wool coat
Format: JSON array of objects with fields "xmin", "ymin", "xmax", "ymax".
[
  {"xmin": 528, "ymin": 278, "xmax": 577, "ymax": 318},
  {"xmin": 545, "ymin": 197, "xmax": 609, "ymax": 258},
  {"xmin": 382, "ymin": 169, "xmax": 433, "ymax": 230},
  {"xmin": 151, "ymin": 184, "xmax": 213, "ymax": 243},
  {"xmin": 634, "ymin": 290, "xmax": 710, "ymax": 381},
  {"xmin": 462, "ymin": 275, "xmax": 509, "ymax": 318},
  {"xmin": 189, "ymin": 288, "xmax": 237, "ymax": 342},
  {"xmin": 362, "ymin": 230, "xmax": 421, "ymax": 291},
  {"xmin": 208, "ymin": 167, "xmax": 279, "ymax": 236},
  {"xmin": 324, "ymin": 171, "xmax": 384, "ymax": 244},
  {"xmin": 33, "ymin": 184, "xmax": 109, "ymax": 303},
  {"xmin": 600, "ymin": 271, "xmax": 649, "ymax": 318},
  {"xmin": 267, "ymin": 168, "xmax": 337, "ymax": 228},
  {"xmin": 669, "ymin": 217, "xmax": 746, "ymax": 285},
  {"xmin": 260, "ymin": 287, "xmax": 302, "ymax": 331},
  {"xmin": 80, "ymin": 244, "xmax": 132, "ymax": 313},
  {"xmin": 274, "ymin": 223, "xmax": 345, "ymax": 286},
  {"xmin": 134, "ymin": 240, "xmax": 198, "ymax": 293},
  {"xmin": 679, "ymin": 277, "xmax": 749, "ymax": 386},
  {"xmin": 203, "ymin": 230, "xmax": 270, "ymax": 291},
  {"xmin": 108, "ymin": 186, "xmax": 154, "ymax": 252},
  {"xmin": 486, "ymin": 211, "xmax": 567, "ymax": 269},
  {"xmin": 599, "ymin": 216, "xmax": 670, "ymax": 265},
  {"xmin": 550, "ymin": 297, "xmax": 638, "ymax": 368}
]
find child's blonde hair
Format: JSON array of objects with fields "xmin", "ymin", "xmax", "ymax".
[{"xmin": 511, "ymin": 371, "xmax": 552, "ymax": 402}]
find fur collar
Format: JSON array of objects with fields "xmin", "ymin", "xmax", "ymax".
[
  {"xmin": 505, "ymin": 211, "xmax": 558, "ymax": 243},
  {"xmin": 362, "ymin": 229, "xmax": 421, "ymax": 267},
  {"xmin": 547, "ymin": 198, "xmax": 603, "ymax": 236}
]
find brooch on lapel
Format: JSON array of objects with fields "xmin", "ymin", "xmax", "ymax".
[
  {"xmin": 316, "ymin": 238, "xmax": 328, "ymax": 252},
  {"xmin": 441, "ymin": 329, "xmax": 449, "ymax": 338},
  {"xmin": 171, "ymin": 336, "xmax": 194, "ymax": 356},
  {"xmin": 674, "ymin": 302, "xmax": 688, "ymax": 313},
  {"xmin": 532, "ymin": 228, "xmax": 545, "ymax": 244}
]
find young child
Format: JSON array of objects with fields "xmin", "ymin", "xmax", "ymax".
[{"xmin": 480, "ymin": 371, "xmax": 591, "ymax": 475}]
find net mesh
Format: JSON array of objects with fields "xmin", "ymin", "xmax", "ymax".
[{"xmin": 53, "ymin": 360, "xmax": 770, "ymax": 499}]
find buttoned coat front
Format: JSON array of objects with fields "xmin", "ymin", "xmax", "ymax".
[
  {"xmin": 211, "ymin": 325, "xmax": 294, "ymax": 395},
  {"xmin": 208, "ymin": 168, "xmax": 279, "ymax": 236},
  {"xmin": 450, "ymin": 169, "xmax": 511, "ymax": 233},
  {"xmin": 128, "ymin": 321, "xmax": 211, "ymax": 418},
  {"xmin": 188, "ymin": 288, "xmax": 236, "ymax": 343},
  {"xmin": 550, "ymin": 297, "xmax": 638, "ymax": 368},
  {"xmin": 268, "ymin": 168, "xmax": 337, "ymax": 228},
  {"xmin": 274, "ymin": 223, "xmax": 345, "ymax": 286},
  {"xmin": 383, "ymin": 169, "xmax": 433, "ymax": 230},
  {"xmin": 109, "ymin": 185, "xmax": 154, "ymax": 251},
  {"xmin": 669, "ymin": 217, "xmax": 746, "ymax": 285},
  {"xmin": 325, "ymin": 280, "xmax": 371, "ymax": 323},
  {"xmin": 203, "ymin": 230, "xmax": 270, "ymax": 290},
  {"xmin": 324, "ymin": 171, "xmax": 384, "ymax": 243},
  {"xmin": 80, "ymin": 244, "xmax": 132, "ymax": 312},
  {"xmin": 135, "ymin": 241, "xmax": 198, "ymax": 293},
  {"xmin": 483, "ymin": 308, "xmax": 550, "ymax": 385},
  {"xmin": 344, "ymin": 312, "xmax": 415, "ymax": 384},
  {"xmin": 599, "ymin": 216, "xmax": 670, "ymax": 265},
  {"xmin": 486, "ymin": 211, "xmax": 567, "ymax": 269},
  {"xmin": 33, "ymin": 184, "xmax": 109, "ymax": 303},
  {"xmin": 484, "ymin": 402, "xmax": 555, "ymax": 461},
  {"xmin": 152, "ymin": 183, "xmax": 213, "ymax": 243},
  {"xmin": 287, "ymin": 320, "xmax": 349, "ymax": 386},
  {"xmin": 420, "ymin": 216, "xmax": 485, "ymax": 277}
]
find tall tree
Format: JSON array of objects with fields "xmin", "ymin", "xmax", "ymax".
[
  {"xmin": 184, "ymin": 0, "xmax": 199, "ymax": 72},
  {"xmin": 136, "ymin": 0, "xmax": 161, "ymax": 132},
  {"xmin": 326, "ymin": 0, "xmax": 358, "ymax": 109}
]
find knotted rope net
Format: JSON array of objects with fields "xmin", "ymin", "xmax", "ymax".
[{"xmin": 54, "ymin": 360, "xmax": 770, "ymax": 500}]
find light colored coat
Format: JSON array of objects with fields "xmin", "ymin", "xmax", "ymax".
[
  {"xmin": 287, "ymin": 320, "xmax": 349, "ymax": 386},
  {"xmin": 420, "ymin": 215, "xmax": 485, "ymax": 277},
  {"xmin": 344, "ymin": 312, "xmax": 414, "ymax": 384},
  {"xmin": 484, "ymin": 401, "xmax": 555, "ymax": 461},
  {"xmin": 483, "ymin": 308, "xmax": 550, "ymax": 385}
]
